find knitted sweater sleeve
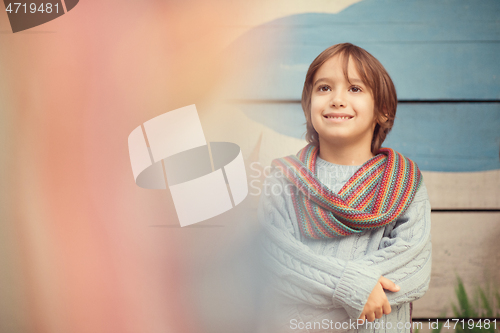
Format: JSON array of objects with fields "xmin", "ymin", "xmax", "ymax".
[
  {"xmin": 352, "ymin": 180, "xmax": 432, "ymax": 307},
  {"xmin": 257, "ymin": 168, "xmax": 432, "ymax": 321}
]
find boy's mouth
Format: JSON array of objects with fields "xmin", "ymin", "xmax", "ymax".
[{"xmin": 323, "ymin": 113, "xmax": 354, "ymax": 121}]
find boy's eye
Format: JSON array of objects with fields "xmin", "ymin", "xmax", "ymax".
[{"xmin": 349, "ymin": 86, "xmax": 362, "ymax": 93}]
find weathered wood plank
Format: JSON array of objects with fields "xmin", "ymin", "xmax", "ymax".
[
  {"xmin": 422, "ymin": 170, "xmax": 500, "ymax": 210},
  {"xmin": 413, "ymin": 212, "xmax": 500, "ymax": 318},
  {"xmin": 235, "ymin": 103, "xmax": 500, "ymax": 172}
]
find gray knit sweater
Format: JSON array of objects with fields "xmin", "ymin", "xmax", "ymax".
[{"xmin": 256, "ymin": 155, "xmax": 432, "ymax": 333}]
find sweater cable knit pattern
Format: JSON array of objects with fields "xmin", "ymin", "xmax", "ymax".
[{"xmin": 257, "ymin": 154, "xmax": 432, "ymax": 333}]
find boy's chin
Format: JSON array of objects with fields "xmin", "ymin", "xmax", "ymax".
[
  {"xmin": 318, "ymin": 134, "xmax": 351, "ymax": 144},
  {"xmin": 318, "ymin": 134, "xmax": 371, "ymax": 148}
]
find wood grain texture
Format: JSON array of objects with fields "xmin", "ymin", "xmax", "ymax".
[
  {"xmin": 423, "ymin": 170, "xmax": 500, "ymax": 210},
  {"xmin": 412, "ymin": 212, "xmax": 500, "ymax": 318},
  {"xmin": 236, "ymin": 102, "xmax": 500, "ymax": 172}
]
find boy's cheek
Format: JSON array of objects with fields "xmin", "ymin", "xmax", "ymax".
[
  {"xmin": 311, "ymin": 95, "xmax": 326, "ymax": 105},
  {"xmin": 310, "ymin": 101, "xmax": 324, "ymax": 115}
]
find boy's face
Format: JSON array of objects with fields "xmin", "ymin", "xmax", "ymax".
[{"xmin": 310, "ymin": 54, "xmax": 377, "ymax": 151}]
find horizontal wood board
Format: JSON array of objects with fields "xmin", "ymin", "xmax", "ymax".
[{"xmin": 235, "ymin": 102, "xmax": 500, "ymax": 172}]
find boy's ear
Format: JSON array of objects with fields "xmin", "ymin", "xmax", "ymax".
[{"xmin": 381, "ymin": 113, "xmax": 389, "ymax": 123}]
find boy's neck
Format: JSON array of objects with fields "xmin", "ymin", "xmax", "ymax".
[{"xmin": 318, "ymin": 139, "xmax": 375, "ymax": 166}]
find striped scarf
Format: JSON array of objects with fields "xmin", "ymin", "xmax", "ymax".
[{"xmin": 271, "ymin": 144, "xmax": 422, "ymax": 239}]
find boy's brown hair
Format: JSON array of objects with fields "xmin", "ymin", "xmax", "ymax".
[{"xmin": 301, "ymin": 43, "xmax": 397, "ymax": 154}]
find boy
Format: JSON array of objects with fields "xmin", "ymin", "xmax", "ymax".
[{"xmin": 257, "ymin": 43, "xmax": 432, "ymax": 333}]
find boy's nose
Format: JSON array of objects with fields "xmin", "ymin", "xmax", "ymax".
[{"xmin": 330, "ymin": 92, "xmax": 346, "ymax": 108}]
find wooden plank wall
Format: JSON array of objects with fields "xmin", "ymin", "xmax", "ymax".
[{"xmin": 220, "ymin": 0, "xmax": 500, "ymax": 319}]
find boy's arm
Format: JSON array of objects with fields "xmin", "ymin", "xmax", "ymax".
[
  {"xmin": 258, "ymin": 170, "xmax": 381, "ymax": 319},
  {"xmin": 352, "ymin": 183, "xmax": 432, "ymax": 306},
  {"xmin": 258, "ymin": 168, "xmax": 431, "ymax": 320}
]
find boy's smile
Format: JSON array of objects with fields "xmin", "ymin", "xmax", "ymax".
[
  {"xmin": 323, "ymin": 113, "xmax": 354, "ymax": 122},
  {"xmin": 310, "ymin": 54, "xmax": 377, "ymax": 153}
]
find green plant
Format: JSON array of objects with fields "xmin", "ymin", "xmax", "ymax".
[
  {"xmin": 448, "ymin": 275, "xmax": 499, "ymax": 333},
  {"xmin": 416, "ymin": 276, "xmax": 499, "ymax": 333}
]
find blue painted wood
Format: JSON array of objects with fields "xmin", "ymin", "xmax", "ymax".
[
  {"xmin": 237, "ymin": 102, "xmax": 500, "ymax": 172},
  {"xmin": 225, "ymin": 0, "xmax": 500, "ymax": 100}
]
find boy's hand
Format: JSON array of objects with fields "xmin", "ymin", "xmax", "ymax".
[{"xmin": 358, "ymin": 276, "xmax": 400, "ymax": 322}]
